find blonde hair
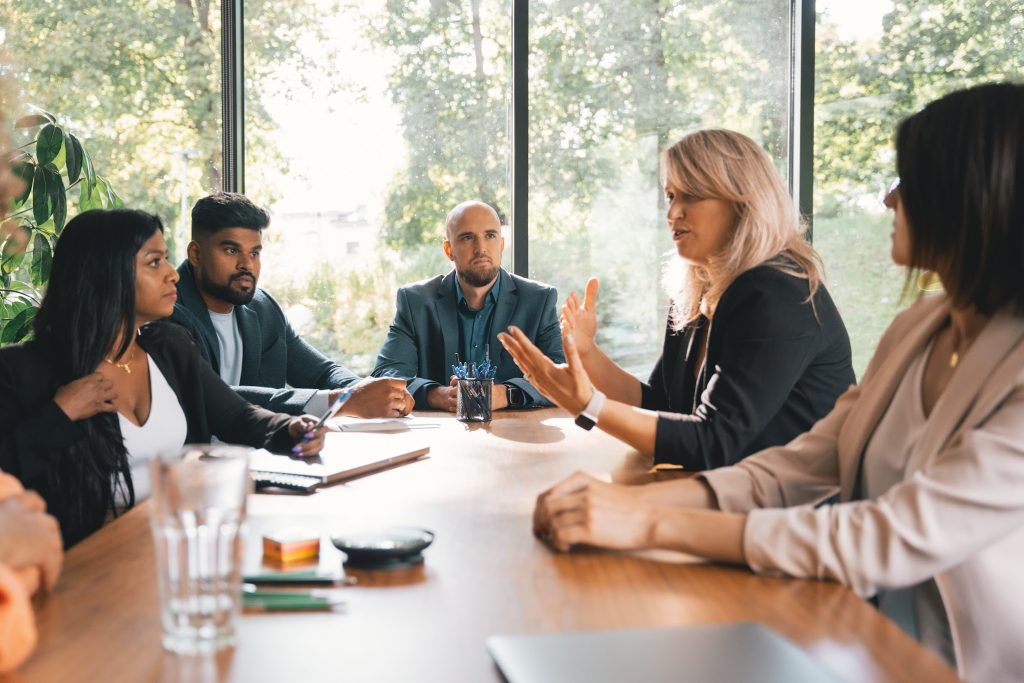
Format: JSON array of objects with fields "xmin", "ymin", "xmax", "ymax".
[{"xmin": 662, "ymin": 129, "xmax": 823, "ymax": 331}]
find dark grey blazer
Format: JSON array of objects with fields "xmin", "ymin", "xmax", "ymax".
[
  {"xmin": 371, "ymin": 269, "xmax": 564, "ymax": 408},
  {"xmin": 170, "ymin": 262, "xmax": 360, "ymax": 414}
]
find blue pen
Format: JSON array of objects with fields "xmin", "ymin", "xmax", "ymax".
[{"xmin": 312, "ymin": 388, "xmax": 353, "ymax": 431}]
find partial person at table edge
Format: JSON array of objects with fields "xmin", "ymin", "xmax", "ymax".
[
  {"xmin": 169, "ymin": 192, "xmax": 413, "ymax": 419},
  {"xmin": 532, "ymin": 82, "xmax": 1024, "ymax": 683},
  {"xmin": 0, "ymin": 209, "xmax": 328, "ymax": 547},
  {"xmin": 372, "ymin": 200, "xmax": 565, "ymax": 412},
  {"xmin": 500, "ymin": 129, "xmax": 854, "ymax": 469}
]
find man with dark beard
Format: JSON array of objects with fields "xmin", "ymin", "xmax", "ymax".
[
  {"xmin": 372, "ymin": 201, "xmax": 563, "ymax": 411},
  {"xmin": 170, "ymin": 193, "xmax": 413, "ymax": 417}
]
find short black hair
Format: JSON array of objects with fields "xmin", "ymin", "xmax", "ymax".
[
  {"xmin": 896, "ymin": 82, "xmax": 1024, "ymax": 315},
  {"xmin": 191, "ymin": 192, "xmax": 269, "ymax": 239}
]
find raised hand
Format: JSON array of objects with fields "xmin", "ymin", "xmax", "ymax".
[
  {"xmin": 561, "ymin": 277, "xmax": 600, "ymax": 358},
  {"xmin": 498, "ymin": 324, "xmax": 591, "ymax": 415},
  {"xmin": 53, "ymin": 372, "xmax": 117, "ymax": 421}
]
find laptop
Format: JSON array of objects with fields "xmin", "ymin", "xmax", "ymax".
[
  {"xmin": 248, "ymin": 433, "xmax": 429, "ymax": 492},
  {"xmin": 487, "ymin": 622, "xmax": 847, "ymax": 683}
]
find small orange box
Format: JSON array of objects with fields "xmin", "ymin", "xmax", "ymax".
[{"xmin": 262, "ymin": 528, "xmax": 321, "ymax": 563}]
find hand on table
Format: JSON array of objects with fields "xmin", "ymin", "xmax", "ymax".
[
  {"xmin": 533, "ymin": 471, "xmax": 655, "ymax": 553},
  {"xmin": 497, "ymin": 324, "xmax": 591, "ymax": 415},
  {"xmin": 54, "ymin": 372, "xmax": 117, "ymax": 421},
  {"xmin": 0, "ymin": 491, "xmax": 63, "ymax": 591},
  {"xmin": 426, "ymin": 378, "xmax": 458, "ymax": 412},
  {"xmin": 288, "ymin": 417, "xmax": 328, "ymax": 457},
  {"xmin": 339, "ymin": 377, "xmax": 413, "ymax": 418},
  {"xmin": 561, "ymin": 278, "xmax": 600, "ymax": 359}
]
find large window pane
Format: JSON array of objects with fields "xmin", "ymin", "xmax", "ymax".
[
  {"xmin": 528, "ymin": 1, "xmax": 793, "ymax": 376},
  {"xmin": 246, "ymin": 0, "xmax": 512, "ymax": 375},
  {"xmin": 814, "ymin": 0, "xmax": 1024, "ymax": 377},
  {"xmin": 2, "ymin": 0, "xmax": 223, "ymax": 264}
]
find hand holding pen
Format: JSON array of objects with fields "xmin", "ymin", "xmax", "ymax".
[{"xmin": 290, "ymin": 388, "xmax": 352, "ymax": 457}]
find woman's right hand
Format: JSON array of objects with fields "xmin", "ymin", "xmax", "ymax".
[
  {"xmin": 561, "ymin": 278, "xmax": 600, "ymax": 358},
  {"xmin": 0, "ymin": 492, "xmax": 64, "ymax": 591},
  {"xmin": 53, "ymin": 372, "xmax": 117, "ymax": 421}
]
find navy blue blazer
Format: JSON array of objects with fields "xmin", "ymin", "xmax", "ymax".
[
  {"xmin": 170, "ymin": 262, "xmax": 360, "ymax": 414},
  {"xmin": 371, "ymin": 269, "xmax": 564, "ymax": 408}
]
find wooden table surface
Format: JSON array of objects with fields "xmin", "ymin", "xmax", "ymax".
[{"xmin": 6, "ymin": 409, "xmax": 958, "ymax": 683}]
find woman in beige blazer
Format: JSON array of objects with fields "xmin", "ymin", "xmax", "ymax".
[{"xmin": 531, "ymin": 82, "xmax": 1024, "ymax": 682}]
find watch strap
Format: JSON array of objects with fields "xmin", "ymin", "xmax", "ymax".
[{"xmin": 573, "ymin": 389, "xmax": 606, "ymax": 431}]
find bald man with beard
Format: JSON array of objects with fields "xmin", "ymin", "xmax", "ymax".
[{"xmin": 372, "ymin": 201, "xmax": 564, "ymax": 411}]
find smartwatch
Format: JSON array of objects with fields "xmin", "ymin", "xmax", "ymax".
[
  {"xmin": 574, "ymin": 388, "xmax": 606, "ymax": 431},
  {"xmin": 505, "ymin": 384, "xmax": 525, "ymax": 408}
]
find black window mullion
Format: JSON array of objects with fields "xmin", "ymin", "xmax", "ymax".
[
  {"xmin": 221, "ymin": 0, "xmax": 245, "ymax": 193},
  {"xmin": 511, "ymin": 0, "xmax": 528, "ymax": 276}
]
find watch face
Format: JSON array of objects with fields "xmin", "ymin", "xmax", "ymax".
[{"xmin": 574, "ymin": 414, "xmax": 596, "ymax": 431}]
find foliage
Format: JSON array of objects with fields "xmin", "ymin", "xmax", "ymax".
[
  {"xmin": 2, "ymin": 0, "xmax": 344, "ymax": 261},
  {"xmin": 0, "ymin": 109, "xmax": 123, "ymax": 344}
]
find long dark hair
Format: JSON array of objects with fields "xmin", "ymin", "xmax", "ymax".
[
  {"xmin": 33, "ymin": 208, "xmax": 164, "ymax": 544},
  {"xmin": 896, "ymin": 82, "xmax": 1024, "ymax": 315}
]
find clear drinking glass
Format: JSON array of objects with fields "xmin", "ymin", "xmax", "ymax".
[
  {"xmin": 456, "ymin": 378, "xmax": 493, "ymax": 423},
  {"xmin": 149, "ymin": 444, "xmax": 252, "ymax": 654}
]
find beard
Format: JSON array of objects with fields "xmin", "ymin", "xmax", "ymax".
[
  {"xmin": 201, "ymin": 272, "xmax": 257, "ymax": 306},
  {"xmin": 457, "ymin": 263, "xmax": 500, "ymax": 288}
]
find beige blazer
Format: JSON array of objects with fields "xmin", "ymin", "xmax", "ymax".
[{"xmin": 701, "ymin": 294, "xmax": 1024, "ymax": 683}]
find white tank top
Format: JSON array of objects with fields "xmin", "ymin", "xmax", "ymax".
[{"xmin": 116, "ymin": 354, "xmax": 188, "ymax": 508}]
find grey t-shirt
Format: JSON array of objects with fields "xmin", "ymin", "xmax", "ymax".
[{"xmin": 208, "ymin": 309, "xmax": 243, "ymax": 386}]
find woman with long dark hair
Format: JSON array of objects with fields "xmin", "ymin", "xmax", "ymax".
[
  {"xmin": 531, "ymin": 83, "xmax": 1024, "ymax": 681},
  {"xmin": 0, "ymin": 209, "xmax": 326, "ymax": 546}
]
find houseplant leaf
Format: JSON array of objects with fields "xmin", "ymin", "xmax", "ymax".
[
  {"xmin": 11, "ymin": 161, "xmax": 34, "ymax": 209},
  {"xmin": 65, "ymin": 133, "xmax": 83, "ymax": 185},
  {"xmin": 31, "ymin": 233, "xmax": 53, "ymax": 287},
  {"xmin": 1, "ymin": 225, "xmax": 31, "ymax": 275},
  {"xmin": 51, "ymin": 178, "xmax": 68, "ymax": 233},
  {"xmin": 14, "ymin": 113, "xmax": 51, "ymax": 129},
  {"xmin": 0, "ymin": 306, "xmax": 35, "ymax": 344},
  {"xmin": 32, "ymin": 165, "xmax": 51, "ymax": 224},
  {"xmin": 36, "ymin": 124, "xmax": 64, "ymax": 167}
]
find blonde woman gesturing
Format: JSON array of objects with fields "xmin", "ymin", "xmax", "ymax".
[{"xmin": 501, "ymin": 130, "xmax": 854, "ymax": 470}]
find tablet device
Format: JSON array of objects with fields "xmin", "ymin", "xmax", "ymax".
[{"xmin": 487, "ymin": 622, "xmax": 846, "ymax": 683}]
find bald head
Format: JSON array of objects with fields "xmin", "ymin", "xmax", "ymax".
[
  {"xmin": 445, "ymin": 201, "xmax": 501, "ymax": 240},
  {"xmin": 442, "ymin": 200, "xmax": 505, "ymax": 288}
]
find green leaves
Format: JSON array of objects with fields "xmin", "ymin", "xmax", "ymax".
[
  {"xmin": 36, "ymin": 124, "xmax": 64, "ymax": 167},
  {"xmin": 11, "ymin": 160, "xmax": 34, "ymax": 209},
  {"xmin": 31, "ymin": 233, "xmax": 53, "ymax": 287},
  {"xmin": 1, "ymin": 225, "xmax": 31, "ymax": 275},
  {"xmin": 0, "ymin": 305, "xmax": 35, "ymax": 345},
  {"xmin": 65, "ymin": 133, "xmax": 84, "ymax": 185}
]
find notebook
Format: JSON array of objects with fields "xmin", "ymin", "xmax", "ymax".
[
  {"xmin": 332, "ymin": 416, "xmax": 441, "ymax": 432},
  {"xmin": 248, "ymin": 433, "xmax": 429, "ymax": 487},
  {"xmin": 487, "ymin": 622, "xmax": 847, "ymax": 683}
]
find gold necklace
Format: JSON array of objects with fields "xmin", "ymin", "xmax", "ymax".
[{"xmin": 105, "ymin": 345, "xmax": 136, "ymax": 374}]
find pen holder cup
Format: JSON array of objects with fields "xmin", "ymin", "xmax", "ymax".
[{"xmin": 456, "ymin": 378, "xmax": 492, "ymax": 423}]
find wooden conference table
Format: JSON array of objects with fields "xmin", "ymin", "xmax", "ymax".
[{"xmin": 9, "ymin": 409, "xmax": 957, "ymax": 683}]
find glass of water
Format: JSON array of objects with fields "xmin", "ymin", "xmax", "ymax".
[{"xmin": 149, "ymin": 444, "xmax": 251, "ymax": 655}]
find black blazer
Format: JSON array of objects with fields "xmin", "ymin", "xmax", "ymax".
[
  {"xmin": 0, "ymin": 321, "xmax": 295, "ymax": 546},
  {"xmin": 641, "ymin": 263, "xmax": 855, "ymax": 470}
]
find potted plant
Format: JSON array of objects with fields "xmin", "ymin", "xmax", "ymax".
[{"xmin": 0, "ymin": 107, "xmax": 122, "ymax": 344}]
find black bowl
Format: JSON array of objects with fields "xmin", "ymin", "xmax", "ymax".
[{"xmin": 331, "ymin": 527, "xmax": 435, "ymax": 569}]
